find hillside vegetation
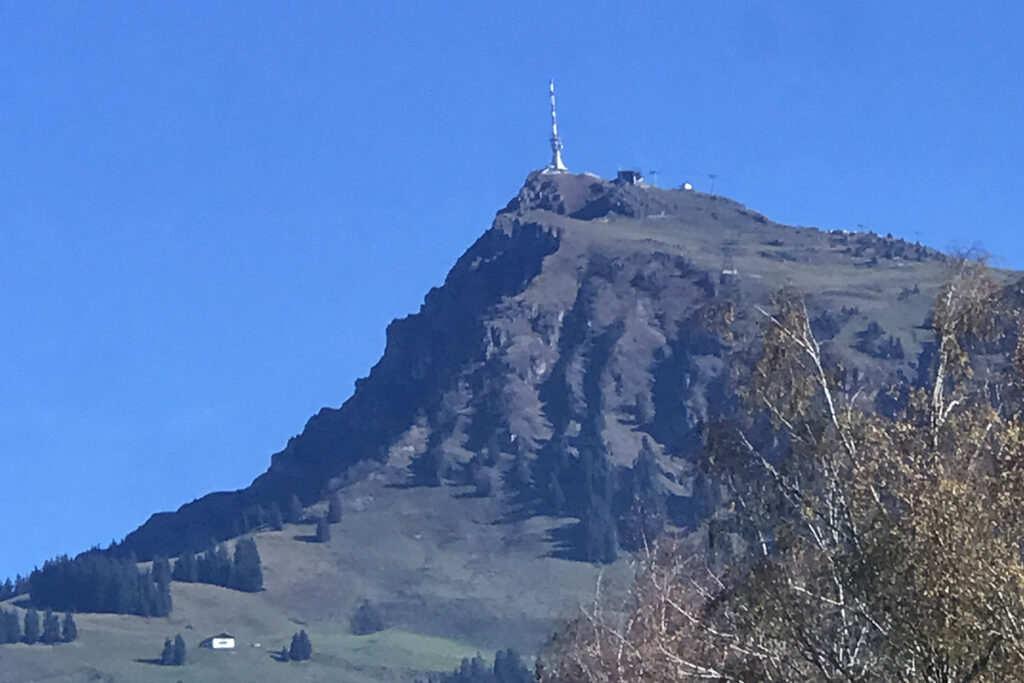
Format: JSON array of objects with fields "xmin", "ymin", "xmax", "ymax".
[
  {"xmin": 7, "ymin": 172, "xmax": 1017, "ymax": 680},
  {"xmin": 1, "ymin": 481, "xmax": 625, "ymax": 682}
]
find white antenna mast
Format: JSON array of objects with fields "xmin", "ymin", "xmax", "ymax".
[{"xmin": 545, "ymin": 78, "xmax": 568, "ymax": 172}]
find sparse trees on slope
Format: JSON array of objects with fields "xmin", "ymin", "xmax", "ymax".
[
  {"xmin": 541, "ymin": 260, "xmax": 1024, "ymax": 681},
  {"xmin": 176, "ymin": 541, "xmax": 263, "ymax": 592},
  {"xmin": 415, "ymin": 648, "xmax": 534, "ymax": 683}
]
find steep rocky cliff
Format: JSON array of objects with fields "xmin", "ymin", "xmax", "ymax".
[{"xmin": 121, "ymin": 171, "xmax": 954, "ymax": 559}]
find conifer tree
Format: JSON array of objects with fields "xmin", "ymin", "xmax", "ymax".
[
  {"xmin": 216, "ymin": 544, "xmax": 232, "ymax": 586},
  {"xmin": 153, "ymin": 558, "xmax": 173, "ymax": 616},
  {"xmin": 350, "ymin": 600, "xmax": 385, "ymax": 635},
  {"xmin": 23, "ymin": 607, "xmax": 39, "ymax": 644},
  {"xmin": 268, "ymin": 502, "xmax": 284, "ymax": 531},
  {"xmin": 173, "ymin": 633, "xmax": 186, "ymax": 665},
  {"xmin": 1, "ymin": 610, "xmax": 14, "ymax": 643},
  {"xmin": 61, "ymin": 612, "xmax": 77, "ymax": 642},
  {"xmin": 40, "ymin": 609, "xmax": 61, "ymax": 644},
  {"xmin": 1, "ymin": 609, "xmax": 20, "ymax": 644},
  {"xmin": 289, "ymin": 629, "xmax": 312, "ymax": 660},
  {"xmin": 172, "ymin": 551, "xmax": 198, "ymax": 583},
  {"xmin": 327, "ymin": 492, "xmax": 343, "ymax": 524},
  {"xmin": 315, "ymin": 516, "xmax": 331, "ymax": 543},
  {"xmin": 547, "ymin": 470, "xmax": 566, "ymax": 515},
  {"xmin": 618, "ymin": 437, "xmax": 667, "ymax": 552},
  {"xmin": 160, "ymin": 637, "xmax": 174, "ymax": 665},
  {"xmin": 152, "ymin": 556, "xmax": 171, "ymax": 586},
  {"xmin": 229, "ymin": 538, "xmax": 263, "ymax": 592}
]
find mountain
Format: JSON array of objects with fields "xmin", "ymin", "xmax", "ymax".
[
  {"xmin": 120, "ymin": 170, "xmax": 950, "ymax": 562},
  {"xmin": 3, "ymin": 170, "xmax": 987, "ymax": 681}
]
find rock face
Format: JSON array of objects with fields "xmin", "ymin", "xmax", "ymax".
[{"xmin": 121, "ymin": 171, "xmax": 955, "ymax": 560}]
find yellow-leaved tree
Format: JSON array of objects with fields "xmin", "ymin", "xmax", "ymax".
[{"xmin": 541, "ymin": 259, "xmax": 1024, "ymax": 682}]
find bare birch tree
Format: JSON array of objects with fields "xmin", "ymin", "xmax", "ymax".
[{"xmin": 541, "ymin": 260, "xmax": 1024, "ymax": 682}]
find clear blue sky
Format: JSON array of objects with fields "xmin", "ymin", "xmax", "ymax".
[{"xmin": 2, "ymin": 2, "xmax": 1022, "ymax": 579}]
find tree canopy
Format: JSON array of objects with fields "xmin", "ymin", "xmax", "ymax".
[{"xmin": 542, "ymin": 261, "xmax": 1024, "ymax": 681}]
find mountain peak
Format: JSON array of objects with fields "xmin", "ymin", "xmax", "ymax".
[{"xmin": 119, "ymin": 171, "xmax": 949, "ymax": 563}]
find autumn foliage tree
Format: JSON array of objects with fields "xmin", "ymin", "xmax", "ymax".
[{"xmin": 541, "ymin": 260, "xmax": 1024, "ymax": 682}]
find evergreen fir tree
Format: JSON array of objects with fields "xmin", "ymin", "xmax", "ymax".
[
  {"xmin": 327, "ymin": 492, "xmax": 343, "ymax": 524},
  {"xmin": 279, "ymin": 644, "xmax": 290, "ymax": 662},
  {"xmin": 2, "ymin": 609, "xmax": 21, "ymax": 643},
  {"xmin": 350, "ymin": 600, "xmax": 385, "ymax": 635},
  {"xmin": 160, "ymin": 637, "xmax": 175, "ymax": 665},
  {"xmin": 23, "ymin": 607, "xmax": 40, "ymax": 644},
  {"xmin": 268, "ymin": 502, "xmax": 285, "ymax": 531},
  {"xmin": 303, "ymin": 629, "xmax": 313, "ymax": 659},
  {"xmin": 229, "ymin": 538, "xmax": 263, "ymax": 592},
  {"xmin": 196, "ymin": 546, "xmax": 216, "ymax": 584},
  {"xmin": 41, "ymin": 609, "xmax": 61, "ymax": 644},
  {"xmin": 243, "ymin": 505, "xmax": 265, "ymax": 531},
  {"xmin": 289, "ymin": 631, "xmax": 305, "ymax": 660},
  {"xmin": 288, "ymin": 630, "xmax": 308, "ymax": 660},
  {"xmin": 211, "ymin": 544, "xmax": 232, "ymax": 586},
  {"xmin": 410, "ymin": 449, "xmax": 444, "ymax": 486},
  {"xmin": 173, "ymin": 633, "xmax": 186, "ymax": 665},
  {"xmin": 153, "ymin": 559, "xmax": 173, "ymax": 616},
  {"xmin": 315, "ymin": 516, "xmax": 331, "ymax": 543},
  {"xmin": 172, "ymin": 551, "xmax": 198, "ymax": 583},
  {"xmin": 581, "ymin": 495, "xmax": 619, "ymax": 564},
  {"xmin": 61, "ymin": 612, "xmax": 77, "ymax": 642},
  {"xmin": 547, "ymin": 470, "xmax": 566, "ymax": 515},
  {"xmin": 618, "ymin": 437, "xmax": 667, "ymax": 552},
  {"xmin": 152, "ymin": 556, "xmax": 171, "ymax": 586},
  {"xmin": 493, "ymin": 648, "xmax": 534, "ymax": 683},
  {"xmin": 575, "ymin": 424, "xmax": 619, "ymax": 563}
]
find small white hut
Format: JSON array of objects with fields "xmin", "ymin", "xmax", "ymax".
[{"xmin": 202, "ymin": 632, "xmax": 236, "ymax": 649}]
